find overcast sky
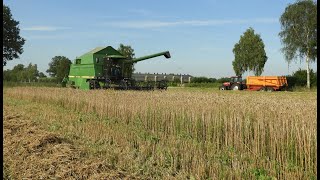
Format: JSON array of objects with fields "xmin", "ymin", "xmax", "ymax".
[{"xmin": 4, "ymin": 0, "xmax": 317, "ymax": 78}]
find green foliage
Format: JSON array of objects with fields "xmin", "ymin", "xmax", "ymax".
[
  {"xmin": 279, "ymin": 0, "xmax": 317, "ymax": 88},
  {"xmin": 232, "ymin": 27, "xmax": 268, "ymax": 76},
  {"xmin": 46, "ymin": 56, "xmax": 72, "ymax": 83},
  {"xmin": 26, "ymin": 63, "xmax": 39, "ymax": 82},
  {"xmin": 3, "ymin": 4, "xmax": 25, "ymax": 66},
  {"xmin": 38, "ymin": 72, "xmax": 47, "ymax": 78},
  {"xmin": 38, "ymin": 77, "xmax": 58, "ymax": 83},
  {"xmin": 216, "ymin": 77, "xmax": 230, "ymax": 83},
  {"xmin": 191, "ymin": 76, "xmax": 231, "ymax": 84},
  {"xmin": 3, "ymin": 81, "xmax": 58, "ymax": 88},
  {"xmin": 3, "ymin": 63, "xmax": 40, "ymax": 82},
  {"xmin": 191, "ymin": 77, "xmax": 216, "ymax": 83},
  {"xmin": 3, "ymin": 70, "xmax": 11, "ymax": 81},
  {"xmin": 184, "ymin": 82, "xmax": 220, "ymax": 88},
  {"xmin": 118, "ymin": 44, "xmax": 135, "ymax": 59},
  {"xmin": 279, "ymin": 0, "xmax": 317, "ymax": 62},
  {"xmin": 286, "ymin": 68, "xmax": 317, "ymax": 88},
  {"xmin": 251, "ymin": 168, "xmax": 273, "ymax": 180},
  {"xmin": 167, "ymin": 76, "xmax": 230, "ymax": 88},
  {"xmin": 118, "ymin": 44, "xmax": 135, "ymax": 77},
  {"xmin": 168, "ymin": 76, "xmax": 231, "ymax": 88}
]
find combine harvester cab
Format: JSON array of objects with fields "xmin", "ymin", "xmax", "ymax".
[
  {"xmin": 66, "ymin": 46, "xmax": 171, "ymax": 90},
  {"xmin": 245, "ymin": 76, "xmax": 288, "ymax": 92}
]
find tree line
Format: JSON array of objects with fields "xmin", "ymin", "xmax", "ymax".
[
  {"xmin": 3, "ymin": 1, "xmax": 317, "ymax": 88},
  {"xmin": 3, "ymin": 63, "xmax": 42, "ymax": 82},
  {"xmin": 191, "ymin": 68, "xmax": 317, "ymax": 88},
  {"xmin": 3, "ymin": 56, "xmax": 72, "ymax": 83},
  {"xmin": 3, "ymin": 62, "xmax": 64, "ymax": 83}
]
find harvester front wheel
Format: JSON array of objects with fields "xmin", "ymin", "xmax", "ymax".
[
  {"xmin": 120, "ymin": 80, "xmax": 128, "ymax": 90},
  {"xmin": 89, "ymin": 80, "xmax": 100, "ymax": 90}
]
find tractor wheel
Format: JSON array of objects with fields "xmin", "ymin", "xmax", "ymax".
[
  {"xmin": 266, "ymin": 87, "xmax": 274, "ymax": 92},
  {"xmin": 219, "ymin": 86, "xmax": 226, "ymax": 90},
  {"xmin": 231, "ymin": 84, "xmax": 240, "ymax": 90}
]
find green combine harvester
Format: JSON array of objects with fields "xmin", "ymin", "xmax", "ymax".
[{"xmin": 63, "ymin": 46, "xmax": 171, "ymax": 90}]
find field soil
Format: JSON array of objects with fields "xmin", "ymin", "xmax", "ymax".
[{"xmin": 3, "ymin": 99, "xmax": 140, "ymax": 179}]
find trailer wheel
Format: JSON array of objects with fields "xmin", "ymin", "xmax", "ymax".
[
  {"xmin": 266, "ymin": 87, "xmax": 274, "ymax": 92},
  {"xmin": 231, "ymin": 84, "xmax": 240, "ymax": 90},
  {"xmin": 259, "ymin": 87, "xmax": 266, "ymax": 91}
]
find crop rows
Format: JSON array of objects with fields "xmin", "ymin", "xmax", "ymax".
[{"xmin": 5, "ymin": 87, "xmax": 317, "ymax": 179}]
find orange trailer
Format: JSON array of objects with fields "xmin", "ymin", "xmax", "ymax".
[{"xmin": 246, "ymin": 76, "xmax": 288, "ymax": 91}]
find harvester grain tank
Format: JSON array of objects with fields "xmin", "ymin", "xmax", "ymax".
[
  {"xmin": 219, "ymin": 76, "xmax": 288, "ymax": 91},
  {"xmin": 66, "ymin": 46, "xmax": 171, "ymax": 90}
]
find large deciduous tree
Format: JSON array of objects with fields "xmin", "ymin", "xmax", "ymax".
[
  {"xmin": 11, "ymin": 64, "xmax": 25, "ymax": 82},
  {"xmin": 46, "ymin": 56, "xmax": 72, "ymax": 83},
  {"xmin": 279, "ymin": 0, "xmax": 317, "ymax": 89},
  {"xmin": 117, "ymin": 44, "xmax": 135, "ymax": 77},
  {"xmin": 118, "ymin": 44, "xmax": 135, "ymax": 59},
  {"xmin": 3, "ymin": 4, "xmax": 25, "ymax": 66},
  {"xmin": 26, "ymin": 63, "xmax": 39, "ymax": 82},
  {"xmin": 232, "ymin": 27, "xmax": 268, "ymax": 76}
]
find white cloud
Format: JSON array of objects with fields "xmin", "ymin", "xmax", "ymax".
[
  {"xmin": 128, "ymin": 9, "xmax": 151, "ymax": 16},
  {"xmin": 25, "ymin": 35, "xmax": 65, "ymax": 39},
  {"xmin": 106, "ymin": 18, "xmax": 278, "ymax": 29},
  {"xmin": 109, "ymin": 21, "xmax": 178, "ymax": 28},
  {"xmin": 21, "ymin": 26, "xmax": 71, "ymax": 31}
]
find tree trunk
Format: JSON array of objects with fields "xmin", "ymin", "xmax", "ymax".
[{"xmin": 306, "ymin": 56, "xmax": 310, "ymax": 89}]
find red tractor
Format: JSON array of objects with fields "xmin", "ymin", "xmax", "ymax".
[{"xmin": 219, "ymin": 76, "xmax": 246, "ymax": 90}]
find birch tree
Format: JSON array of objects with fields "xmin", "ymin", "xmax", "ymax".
[{"xmin": 279, "ymin": 0, "xmax": 317, "ymax": 89}]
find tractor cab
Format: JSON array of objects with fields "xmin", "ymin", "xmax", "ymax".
[
  {"xmin": 220, "ymin": 76, "xmax": 246, "ymax": 90},
  {"xmin": 230, "ymin": 76, "xmax": 242, "ymax": 83}
]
